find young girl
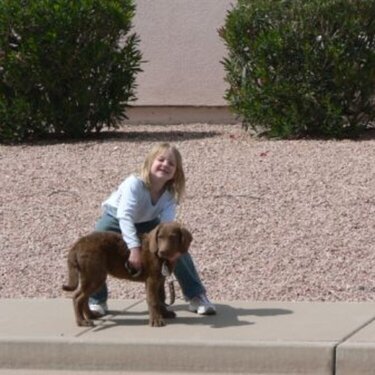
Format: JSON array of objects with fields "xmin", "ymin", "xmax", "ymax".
[{"xmin": 89, "ymin": 143, "xmax": 216, "ymax": 316}]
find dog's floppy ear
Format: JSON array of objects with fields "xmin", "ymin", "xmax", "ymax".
[
  {"xmin": 179, "ymin": 227, "xmax": 192, "ymax": 253},
  {"xmin": 149, "ymin": 225, "xmax": 160, "ymax": 254}
]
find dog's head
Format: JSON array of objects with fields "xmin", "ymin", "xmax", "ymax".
[{"xmin": 148, "ymin": 222, "xmax": 192, "ymax": 262}]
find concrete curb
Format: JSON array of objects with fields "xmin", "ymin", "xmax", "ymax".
[{"xmin": 1, "ymin": 299, "xmax": 375, "ymax": 374}]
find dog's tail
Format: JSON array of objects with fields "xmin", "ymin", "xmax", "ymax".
[{"xmin": 62, "ymin": 246, "xmax": 79, "ymax": 292}]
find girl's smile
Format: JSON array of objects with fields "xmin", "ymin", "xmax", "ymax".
[{"xmin": 150, "ymin": 150, "xmax": 177, "ymax": 183}]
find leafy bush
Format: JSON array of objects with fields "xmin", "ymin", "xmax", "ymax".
[
  {"xmin": 220, "ymin": 0, "xmax": 375, "ymax": 138},
  {"xmin": 0, "ymin": 0, "xmax": 142, "ymax": 142}
]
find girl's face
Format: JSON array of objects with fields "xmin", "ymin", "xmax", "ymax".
[{"xmin": 150, "ymin": 149, "xmax": 177, "ymax": 184}]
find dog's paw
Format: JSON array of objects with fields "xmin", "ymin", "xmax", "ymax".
[
  {"xmin": 78, "ymin": 319, "xmax": 95, "ymax": 327},
  {"xmin": 150, "ymin": 316, "xmax": 166, "ymax": 327},
  {"xmin": 161, "ymin": 308, "xmax": 176, "ymax": 319}
]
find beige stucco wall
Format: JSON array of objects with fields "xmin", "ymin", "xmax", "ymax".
[{"xmin": 132, "ymin": 0, "xmax": 233, "ymax": 108}]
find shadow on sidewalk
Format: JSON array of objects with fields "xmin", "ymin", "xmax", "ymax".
[
  {"xmin": 171, "ymin": 303, "xmax": 293, "ymax": 328},
  {"xmin": 94, "ymin": 303, "xmax": 293, "ymax": 331}
]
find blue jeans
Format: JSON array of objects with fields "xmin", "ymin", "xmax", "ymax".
[{"xmin": 89, "ymin": 209, "xmax": 206, "ymax": 305}]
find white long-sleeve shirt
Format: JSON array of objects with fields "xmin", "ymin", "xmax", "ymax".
[{"xmin": 102, "ymin": 175, "xmax": 176, "ymax": 248}]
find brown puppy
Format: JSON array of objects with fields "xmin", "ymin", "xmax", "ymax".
[{"xmin": 62, "ymin": 222, "xmax": 192, "ymax": 327}]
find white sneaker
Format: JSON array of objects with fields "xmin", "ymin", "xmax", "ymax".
[
  {"xmin": 89, "ymin": 302, "xmax": 108, "ymax": 317},
  {"xmin": 188, "ymin": 294, "xmax": 216, "ymax": 315}
]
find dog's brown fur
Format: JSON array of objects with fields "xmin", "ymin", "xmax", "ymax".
[{"xmin": 62, "ymin": 222, "xmax": 192, "ymax": 327}]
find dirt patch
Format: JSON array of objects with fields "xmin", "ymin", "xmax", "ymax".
[{"xmin": 1, "ymin": 123, "xmax": 374, "ymax": 302}]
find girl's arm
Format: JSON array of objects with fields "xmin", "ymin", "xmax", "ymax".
[
  {"xmin": 117, "ymin": 177, "xmax": 144, "ymax": 270},
  {"xmin": 128, "ymin": 246, "xmax": 142, "ymax": 270},
  {"xmin": 117, "ymin": 176, "xmax": 143, "ymax": 249}
]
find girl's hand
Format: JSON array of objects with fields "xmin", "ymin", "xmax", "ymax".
[{"xmin": 128, "ymin": 247, "xmax": 142, "ymax": 270}]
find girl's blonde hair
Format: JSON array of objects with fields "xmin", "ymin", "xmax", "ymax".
[{"xmin": 141, "ymin": 143, "xmax": 185, "ymax": 203}]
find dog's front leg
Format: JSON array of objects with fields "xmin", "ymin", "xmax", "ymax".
[{"xmin": 146, "ymin": 277, "xmax": 165, "ymax": 327}]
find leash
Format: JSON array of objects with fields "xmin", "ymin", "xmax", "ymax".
[{"xmin": 161, "ymin": 261, "xmax": 176, "ymax": 306}]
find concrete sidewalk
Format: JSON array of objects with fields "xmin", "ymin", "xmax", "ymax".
[{"xmin": 1, "ymin": 299, "xmax": 375, "ymax": 374}]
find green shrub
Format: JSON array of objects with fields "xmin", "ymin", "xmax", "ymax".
[
  {"xmin": 0, "ymin": 0, "xmax": 142, "ymax": 142},
  {"xmin": 220, "ymin": 0, "xmax": 375, "ymax": 138}
]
